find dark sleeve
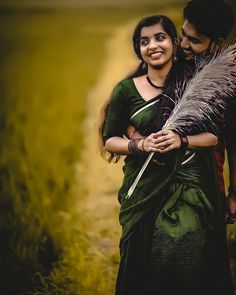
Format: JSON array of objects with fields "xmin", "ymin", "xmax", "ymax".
[
  {"xmin": 224, "ymin": 98, "xmax": 236, "ymax": 151},
  {"xmin": 102, "ymin": 82, "xmax": 129, "ymax": 144}
]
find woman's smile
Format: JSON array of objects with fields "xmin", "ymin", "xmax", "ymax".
[
  {"xmin": 140, "ymin": 23, "xmax": 174, "ymax": 68},
  {"xmin": 149, "ymin": 51, "xmax": 164, "ymax": 59}
]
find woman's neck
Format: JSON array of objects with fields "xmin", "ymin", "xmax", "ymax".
[{"xmin": 147, "ymin": 61, "xmax": 173, "ymax": 86}]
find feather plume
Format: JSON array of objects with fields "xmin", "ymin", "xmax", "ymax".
[
  {"xmin": 165, "ymin": 42, "xmax": 236, "ymax": 132},
  {"xmin": 126, "ymin": 42, "xmax": 236, "ymax": 198}
]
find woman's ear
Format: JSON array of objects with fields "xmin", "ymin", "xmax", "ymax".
[
  {"xmin": 174, "ymin": 37, "xmax": 180, "ymax": 46},
  {"xmin": 173, "ymin": 38, "xmax": 180, "ymax": 62}
]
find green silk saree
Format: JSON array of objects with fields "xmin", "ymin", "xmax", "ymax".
[{"xmin": 103, "ymin": 78, "xmax": 233, "ymax": 295}]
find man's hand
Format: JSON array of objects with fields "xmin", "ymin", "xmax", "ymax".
[
  {"xmin": 227, "ymin": 193, "xmax": 236, "ymax": 212},
  {"xmin": 225, "ymin": 191, "xmax": 236, "ymax": 224},
  {"xmin": 153, "ymin": 129, "xmax": 182, "ymax": 153}
]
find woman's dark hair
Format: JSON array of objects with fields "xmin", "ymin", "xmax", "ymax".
[
  {"xmin": 130, "ymin": 15, "xmax": 178, "ymax": 77},
  {"xmin": 183, "ymin": 0, "xmax": 235, "ymax": 40},
  {"xmin": 98, "ymin": 15, "xmax": 179, "ymax": 161}
]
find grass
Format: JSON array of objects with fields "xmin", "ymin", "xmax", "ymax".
[
  {"xmin": 0, "ymin": 6, "xmax": 182, "ymax": 294},
  {"xmin": 0, "ymin": 7, "xmax": 111, "ymax": 294},
  {"xmin": 0, "ymin": 4, "xmax": 235, "ymax": 295}
]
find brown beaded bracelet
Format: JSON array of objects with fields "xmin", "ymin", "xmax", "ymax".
[
  {"xmin": 141, "ymin": 138, "xmax": 146, "ymax": 152},
  {"xmin": 128, "ymin": 138, "xmax": 144, "ymax": 154}
]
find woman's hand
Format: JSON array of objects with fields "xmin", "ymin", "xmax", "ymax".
[
  {"xmin": 141, "ymin": 133, "xmax": 162, "ymax": 153},
  {"xmin": 141, "ymin": 130, "xmax": 181, "ymax": 153},
  {"xmin": 152, "ymin": 129, "xmax": 181, "ymax": 153}
]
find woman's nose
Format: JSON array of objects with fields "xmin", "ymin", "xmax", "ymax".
[{"xmin": 149, "ymin": 38, "xmax": 158, "ymax": 49}]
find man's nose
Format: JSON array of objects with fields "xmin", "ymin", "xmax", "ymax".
[{"xmin": 180, "ymin": 37, "xmax": 189, "ymax": 49}]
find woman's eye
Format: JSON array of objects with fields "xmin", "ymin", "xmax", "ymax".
[
  {"xmin": 140, "ymin": 39, "xmax": 148, "ymax": 46},
  {"xmin": 156, "ymin": 35, "xmax": 165, "ymax": 41}
]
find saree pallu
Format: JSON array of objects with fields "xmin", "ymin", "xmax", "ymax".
[{"xmin": 115, "ymin": 151, "xmax": 233, "ymax": 295}]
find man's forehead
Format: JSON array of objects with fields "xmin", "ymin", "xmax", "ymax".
[{"xmin": 181, "ymin": 20, "xmax": 208, "ymax": 41}]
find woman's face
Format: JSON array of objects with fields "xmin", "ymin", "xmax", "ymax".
[{"xmin": 140, "ymin": 23, "xmax": 174, "ymax": 69}]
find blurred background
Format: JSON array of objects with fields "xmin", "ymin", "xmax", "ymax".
[{"xmin": 0, "ymin": 0, "xmax": 236, "ymax": 294}]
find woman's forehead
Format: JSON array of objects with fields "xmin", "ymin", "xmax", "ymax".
[{"xmin": 140, "ymin": 23, "xmax": 166, "ymax": 37}]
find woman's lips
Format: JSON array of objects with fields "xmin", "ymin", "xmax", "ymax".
[{"xmin": 149, "ymin": 52, "xmax": 163, "ymax": 59}]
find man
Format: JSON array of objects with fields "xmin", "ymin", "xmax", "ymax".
[{"xmin": 180, "ymin": 0, "xmax": 236, "ymax": 222}]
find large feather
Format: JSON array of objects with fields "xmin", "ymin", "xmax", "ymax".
[
  {"xmin": 165, "ymin": 42, "xmax": 236, "ymax": 132},
  {"xmin": 126, "ymin": 42, "xmax": 236, "ymax": 198}
]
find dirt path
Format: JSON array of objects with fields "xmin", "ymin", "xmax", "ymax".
[
  {"xmin": 74, "ymin": 20, "xmax": 138, "ymax": 292},
  {"xmin": 76, "ymin": 19, "xmax": 137, "ymax": 231}
]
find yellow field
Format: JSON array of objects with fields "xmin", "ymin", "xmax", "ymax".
[{"xmin": 0, "ymin": 5, "xmax": 235, "ymax": 294}]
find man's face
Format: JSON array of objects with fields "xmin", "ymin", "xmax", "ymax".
[{"xmin": 180, "ymin": 20, "xmax": 213, "ymax": 60}]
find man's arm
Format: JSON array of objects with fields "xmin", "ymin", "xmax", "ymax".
[
  {"xmin": 224, "ymin": 100, "xmax": 236, "ymax": 216},
  {"xmin": 226, "ymin": 148, "xmax": 236, "ymax": 214}
]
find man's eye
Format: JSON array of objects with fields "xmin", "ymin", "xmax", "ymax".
[{"xmin": 191, "ymin": 39, "xmax": 201, "ymax": 45}]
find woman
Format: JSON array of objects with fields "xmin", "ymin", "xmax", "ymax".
[{"xmin": 99, "ymin": 15, "xmax": 233, "ymax": 295}]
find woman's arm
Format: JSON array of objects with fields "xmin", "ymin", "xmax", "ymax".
[
  {"xmin": 126, "ymin": 125, "xmax": 218, "ymax": 148},
  {"xmin": 104, "ymin": 134, "xmax": 167, "ymax": 155},
  {"xmin": 104, "ymin": 137, "xmax": 130, "ymax": 155},
  {"xmin": 126, "ymin": 126, "xmax": 218, "ymax": 152}
]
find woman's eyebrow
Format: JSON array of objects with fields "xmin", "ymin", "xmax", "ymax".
[{"xmin": 141, "ymin": 32, "xmax": 166, "ymax": 38}]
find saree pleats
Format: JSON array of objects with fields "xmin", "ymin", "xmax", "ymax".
[{"xmin": 116, "ymin": 152, "xmax": 233, "ymax": 295}]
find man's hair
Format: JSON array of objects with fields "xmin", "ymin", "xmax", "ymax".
[{"xmin": 183, "ymin": 0, "xmax": 235, "ymax": 40}]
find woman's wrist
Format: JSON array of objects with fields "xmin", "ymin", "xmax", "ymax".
[{"xmin": 128, "ymin": 138, "xmax": 146, "ymax": 154}]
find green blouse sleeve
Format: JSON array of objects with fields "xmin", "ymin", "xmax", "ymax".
[{"xmin": 102, "ymin": 81, "xmax": 129, "ymax": 144}]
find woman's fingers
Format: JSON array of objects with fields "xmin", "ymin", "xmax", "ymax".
[
  {"xmin": 142, "ymin": 134, "xmax": 162, "ymax": 152},
  {"xmin": 142, "ymin": 130, "xmax": 181, "ymax": 153}
]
